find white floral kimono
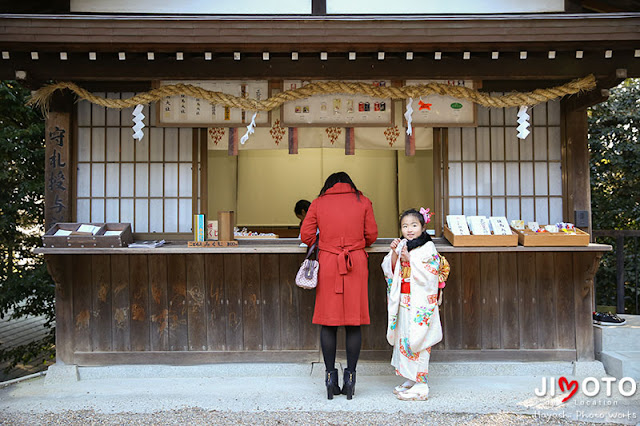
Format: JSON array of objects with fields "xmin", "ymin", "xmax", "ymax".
[{"xmin": 381, "ymin": 240, "xmax": 444, "ymax": 384}]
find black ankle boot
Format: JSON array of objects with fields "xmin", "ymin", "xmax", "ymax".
[
  {"xmin": 342, "ymin": 368, "xmax": 356, "ymax": 400},
  {"xmin": 325, "ymin": 369, "xmax": 341, "ymax": 400}
]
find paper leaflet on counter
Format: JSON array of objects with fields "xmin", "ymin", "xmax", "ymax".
[
  {"xmin": 446, "ymin": 215, "xmax": 470, "ymax": 235},
  {"xmin": 489, "ymin": 217, "xmax": 512, "ymax": 235},
  {"xmin": 128, "ymin": 240, "xmax": 165, "ymax": 248},
  {"xmin": 75, "ymin": 224, "xmax": 101, "ymax": 235},
  {"xmin": 466, "ymin": 216, "xmax": 492, "ymax": 235}
]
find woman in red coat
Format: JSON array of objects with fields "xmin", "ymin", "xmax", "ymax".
[{"xmin": 301, "ymin": 171, "xmax": 378, "ymax": 400}]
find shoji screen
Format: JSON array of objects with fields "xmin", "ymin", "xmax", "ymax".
[
  {"xmin": 76, "ymin": 93, "xmax": 196, "ymax": 233},
  {"xmin": 447, "ymin": 99, "xmax": 562, "ymax": 224}
]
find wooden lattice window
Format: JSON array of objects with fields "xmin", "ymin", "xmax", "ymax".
[
  {"xmin": 446, "ymin": 99, "xmax": 563, "ymax": 224},
  {"xmin": 75, "ymin": 93, "xmax": 199, "ymax": 234}
]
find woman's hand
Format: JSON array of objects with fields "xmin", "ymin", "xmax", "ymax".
[
  {"xmin": 400, "ymin": 246, "xmax": 410, "ymax": 262},
  {"xmin": 390, "ymin": 238, "xmax": 402, "ymax": 250}
]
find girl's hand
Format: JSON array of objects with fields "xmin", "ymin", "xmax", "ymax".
[
  {"xmin": 390, "ymin": 238, "xmax": 401, "ymax": 250},
  {"xmin": 400, "ymin": 246, "xmax": 410, "ymax": 262}
]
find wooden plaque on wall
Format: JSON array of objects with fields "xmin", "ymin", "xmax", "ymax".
[
  {"xmin": 155, "ymin": 80, "xmax": 270, "ymax": 127},
  {"xmin": 281, "ymin": 80, "xmax": 394, "ymax": 127},
  {"xmin": 404, "ymin": 80, "xmax": 479, "ymax": 127}
]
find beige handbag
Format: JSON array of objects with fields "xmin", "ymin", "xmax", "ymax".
[{"xmin": 295, "ymin": 240, "xmax": 319, "ymax": 289}]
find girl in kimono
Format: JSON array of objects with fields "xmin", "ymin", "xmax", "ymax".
[{"xmin": 381, "ymin": 208, "xmax": 449, "ymax": 401}]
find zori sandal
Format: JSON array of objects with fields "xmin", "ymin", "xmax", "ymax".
[
  {"xmin": 397, "ymin": 383, "xmax": 429, "ymax": 401},
  {"xmin": 393, "ymin": 381, "xmax": 415, "ymax": 394}
]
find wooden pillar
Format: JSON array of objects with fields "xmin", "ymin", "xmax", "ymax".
[
  {"xmin": 433, "ymin": 128, "xmax": 445, "ymax": 237},
  {"xmin": 44, "ymin": 92, "xmax": 74, "ymax": 230},
  {"xmin": 573, "ymin": 252, "xmax": 602, "ymax": 361},
  {"xmin": 45, "ymin": 255, "xmax": 74, "ymax": 364},
  {"xmin": 561, "ymin": 102, "xmax": 592, "ymax": 237}
]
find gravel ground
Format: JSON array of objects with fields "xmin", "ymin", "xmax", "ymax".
[
  {"xmin": 0, "ymin": 409, "xmax": 619, "ymax": 425},
  {"xmin": 1, "ymin": 363, "xmax": 637, "ymax": 425}
]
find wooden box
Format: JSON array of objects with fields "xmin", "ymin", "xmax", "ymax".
[
  {"xmin": 94, "ymin": 223, "xmax": 133, "ymax": 248},
  {"xmin": 443, "ymin": 226, "xmax": 518, "ymax": 247},
  {"xmin": 43, "ymin": 222, "xmax": 133, "ymax": 248},
  {"xmin": 513, "ymin": 227, "xmax": 590, "ymax": 247},
  {"xmin": 43, "ymin": 222, "xmax": 104, "ymax": 248},
  {"xmin": 218, "ymin": 211, "xmax": 235, "ymax": 242}
]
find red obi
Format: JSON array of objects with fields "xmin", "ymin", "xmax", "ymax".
[{"xmin": 400, "ymin": 261, "xmax": 411, "ymax": 294}]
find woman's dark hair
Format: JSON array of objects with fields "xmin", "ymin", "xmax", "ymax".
[
  {"xmin": 294, "ymin": 199, "xmax": 311, "ymax": 215},
  {"xmin": 400, "ymin": 208, "xmax": 425, "ymax": 227},
  {"xmin": 319, "ymin": 171, "xmax": 361, "ymax": 200}
]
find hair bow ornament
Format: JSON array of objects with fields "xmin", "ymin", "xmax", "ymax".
[{"xmin": 419, "ymin": 207, "xmax": 433, "ymax": 224}]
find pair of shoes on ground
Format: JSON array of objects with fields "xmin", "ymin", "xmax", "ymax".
[
  {"xmin": 394, "ymin": 381, "xmax": 429, "ymax": 401},
  {"xmin": 593, "ymin": 311, "xmax": 626, "ymax": 326},
  {"xmin": 325, "ymin": 368, "xmax": 356, "ymax": 400}
]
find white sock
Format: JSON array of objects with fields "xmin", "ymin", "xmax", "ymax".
[
  {"xmin": 395, "ymin": 380, "xmax": 415, "ymax": 391},
  {"xmin": 405, "ymin": 383, "xmax": 429, "ymax": 394}
]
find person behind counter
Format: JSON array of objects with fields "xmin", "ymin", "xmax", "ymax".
[
  {"xmin": 294, "ymin": 199, "xmax": 311, "ymax": 227},
  {"xmin": 300, "ymin": 171, "xmax": 378, "ymax": 400},
  {"xmin": 294, "ymin": 199, "xmax": 311, "ymax": 240}
]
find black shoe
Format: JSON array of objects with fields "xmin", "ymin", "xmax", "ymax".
[
  {"xmin": 593, "ymin": 311, "xmax": 626, "ymax": 326},
  {"xmin": 325, "ymin": 369, "xmax": 341, "ymax": 400},
  {"xmin": 341, "ymin": 368, "xmax": 356, "ymax": 400}
]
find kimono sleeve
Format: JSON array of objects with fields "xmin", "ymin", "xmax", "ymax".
[{"xmin": 381, "ymin": 250, "xmax": 394, "ymax": 295}]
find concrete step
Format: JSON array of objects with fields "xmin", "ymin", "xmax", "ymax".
[
  {"xmin": 594, "ymin": 314, "xmax": 640, "ymax": 354},
  {"xmin": 48, "ymin": 360, "xmax": 605, "ymax": 384},
  {"xmin": 599, "ymin": 351, "xmax": 640, "ymax": 380}
]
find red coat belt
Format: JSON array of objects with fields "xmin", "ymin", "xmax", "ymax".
[{"xmin": 319, "ymin": 239, "xmax": 366, "ymax": 294}]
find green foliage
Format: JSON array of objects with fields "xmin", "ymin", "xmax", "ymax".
[
  {"xmin": 589, "ymin": 78, "xmax": 640, "ymax": 314},
  {"xmin": 0, "ymin": 81, "xmax": 55, "ymax": 371}
]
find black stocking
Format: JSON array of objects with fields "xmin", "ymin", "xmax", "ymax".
[
  {"xmin": 345, "ymin": 325, "xmax": 361, "ymax": 372},
  {"xmin": 320, "ymin": 325, "xmax": 338, "ymax": 371}
]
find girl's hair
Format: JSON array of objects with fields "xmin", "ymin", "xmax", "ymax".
[
  {"xmin": 400, "ymin": 208, "xmax": 425, "ymax": 227},
  {"xmin": 319, "ymin": 171, "xmax": 361, "ymax": 200},
  {"xmin": 294, "ymin": 199, "xmax": 311, "ymax": 215}
]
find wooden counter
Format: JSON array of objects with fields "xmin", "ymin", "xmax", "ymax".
[
  {"xmin": 41, "ymin": 240, "xmax": 610, "ymax": 366},
  {"xmin": 35, "ymin": 238, "xmax": 611, "ymax": 254}
]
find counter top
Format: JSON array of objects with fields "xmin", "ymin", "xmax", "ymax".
[{"xmin": 35, "ymin": 238, "xmax": 612, "ymax": 254}]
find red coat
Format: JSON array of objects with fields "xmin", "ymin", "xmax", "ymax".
[{"xmin": 301, "ymin": 182, "xmax": 378, "ymax": 325}]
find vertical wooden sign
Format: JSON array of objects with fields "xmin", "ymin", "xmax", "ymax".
[{"xmin": 44, "ymin": 100, "xmax": 72, "ymax": 230}]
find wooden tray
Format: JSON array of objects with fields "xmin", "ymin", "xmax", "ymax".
[
  {"xmin": 443, "ymin": 226, "xmax": 518, "ymax": 247},
  {"xmin": 43, "ymin": 222, "xmax": 133, "ymax": 248},
  {"xmin": 94, "ymin": 223, "xmax": 133, "ymax": 248},
  {"xmin": 513, "ymin": 227, "xmax": 590, "ymax": 246},
  {"xmin": 43, "ymin": 222, "xmax": 105, "ymax": 248}
]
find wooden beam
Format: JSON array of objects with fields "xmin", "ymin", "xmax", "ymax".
[
  {"xmin": 3, "ymin": 54, "xmax": 640, "ymax": 83},
  {"xmin": 433, "ymin": 128, "xmax": 444, "ymax": 238},
  {"xmin": 563, "ymin": 68, "xmax": 627, "ymax": 110},
  {"xmin": 1, "ymin": 14, "xmax": 639, "ymax": 52},
  {"xmin": 311, "ymin": 0, "xmax": 326, "ymax": 15},
  {"xmin": 199, "ymin": 128, "xmax": 209, "ymax": 218}
]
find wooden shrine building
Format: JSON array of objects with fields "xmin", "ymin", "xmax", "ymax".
[{"xmin": 1, "ymin": 1, "xmax": 639, "ymax": 366}]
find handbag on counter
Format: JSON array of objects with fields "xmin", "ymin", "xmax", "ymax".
[{"xmin": 295, "ymin": 239, "xmax": 319, "ymax": 289}]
